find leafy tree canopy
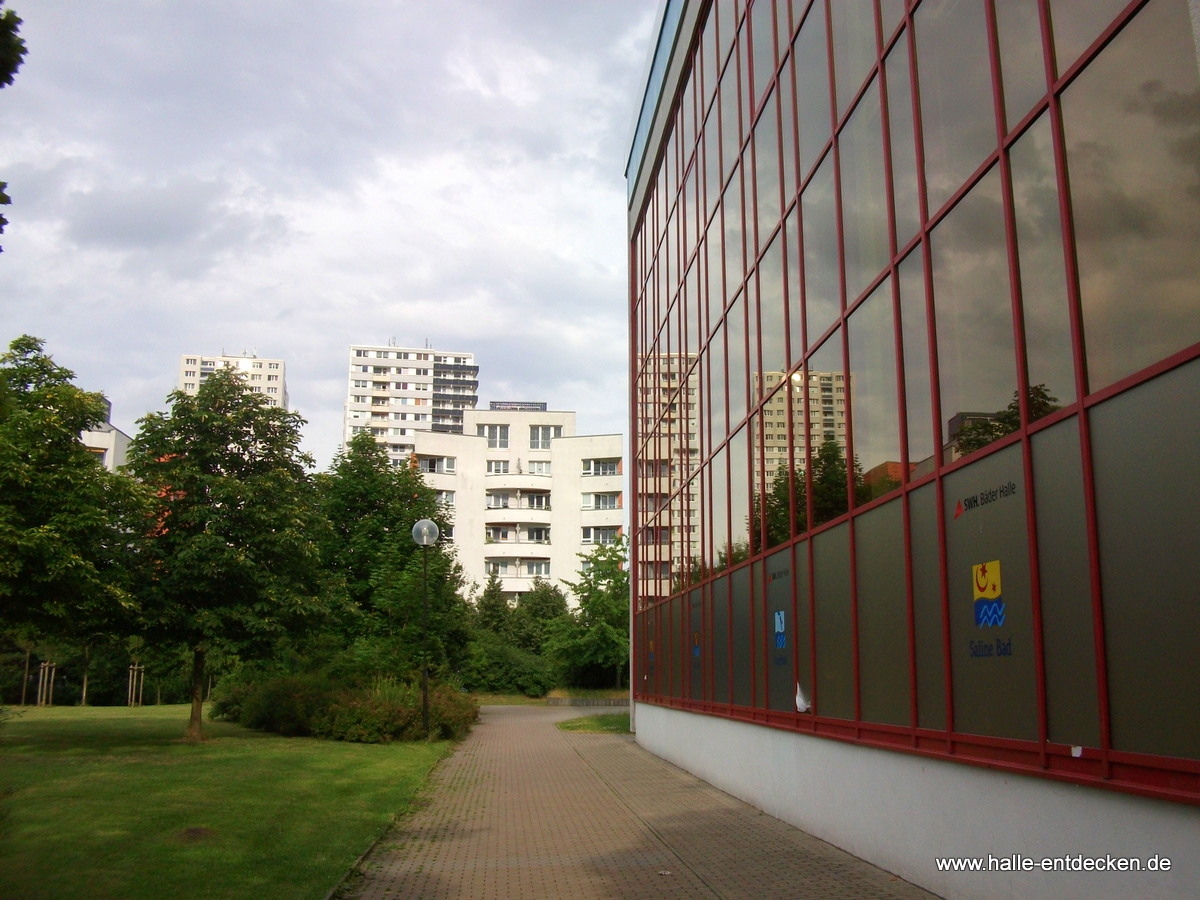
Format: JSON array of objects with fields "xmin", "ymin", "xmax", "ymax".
[
  {"xmin": 545, "ymin": 540, "xmax": 630, "ymax": 688},
  {"xmin": 127, "ymin": 366, "xmax": 328, "ymax": 740},
  {"xmin": 1, "ymin": 1, "xmax": 27, "ymax": 252}
]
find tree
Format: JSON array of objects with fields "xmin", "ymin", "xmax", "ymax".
[
  {"xmin": 508, "ymin": 578, "xmax": 568, "ymax": 655},
  {"xmin": 546, "ymin": 540, "xmax": 631, "ymax": 688},
  {"xmin": 0, "ymin": 336, "xmax": 150, "ymax": 644},
  {"xmin": 474, "ymin": 573, "xmax": 511, "ymax": 638},
  {"xmin": 1, "ymin": 2, "xmax": 28, "ymax": 252},
  {"xmin": 315, "ymin": 432, "xmax": 445, "ymax": 635},
  {"xmin": 127, "ymin": 367, "xmax": 327, "ymax": 742}
]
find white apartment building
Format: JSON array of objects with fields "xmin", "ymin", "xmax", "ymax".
[
  {"xmin": 177, "ymin": 353, "xmax": 288, "ymax": 408},
  {"xmin": 344, "ymin": 343, "xmax": 478, "ymax": 466},
  {"xmin": 411, "ymin": 404, "xmax": 623, "ymax": 603},
  {"xmin": 81, "ymin": 400, "xmax": 132, "ymax": 472}
]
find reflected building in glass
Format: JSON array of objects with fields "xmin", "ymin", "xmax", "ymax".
[{"xmin": 626, "ymin": 1, "xmax": 1200, "ymax": 894}]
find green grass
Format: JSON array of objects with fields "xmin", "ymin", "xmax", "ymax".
[
  {"xmin": 556, "ymin": 712, "xmax": 631, "ymax": 734},
  {"xmin": 0, "ymin": 704, "xmax": 450, "ymax": 900}
]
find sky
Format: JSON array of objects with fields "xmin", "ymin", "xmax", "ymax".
[{"xmin": 0, "ymin": 0, "xmax": 659, "ymax": 469}]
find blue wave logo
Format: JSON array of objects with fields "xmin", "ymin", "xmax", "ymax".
[{"xmin": 975, "ymin": 598, "xmax": 1006, "ymax": 628}]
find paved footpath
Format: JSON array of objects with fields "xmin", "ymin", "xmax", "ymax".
[{"xmin": 338, "ymin": 704, "xmax": 940, "ymax": 900}]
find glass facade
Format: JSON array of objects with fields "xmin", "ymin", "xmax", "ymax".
[{"xmin": 628, "ymin": 0, "xmax": 1200, "ymax": 803}]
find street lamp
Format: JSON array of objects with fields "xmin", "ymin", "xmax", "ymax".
[{"xmin": 411, "ymin": 518, "xmax": 439, "ymax": 739}]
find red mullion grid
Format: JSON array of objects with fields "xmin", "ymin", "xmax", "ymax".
[
  {"xmin": 984, "ymin": 0, "xmax": 1052, "ymax": 771},
  {"xmin": 873, "ymin": 0, "xmax": 922, "ymax": 750},
  {"xmin": 1036, "ymin": 0, "xmax": 1115, "ymax": 781},
  {"xmin": 898, "ymin": 10, "xmax": 955, "ymax": 753}
]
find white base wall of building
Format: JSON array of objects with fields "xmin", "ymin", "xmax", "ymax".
[{"xmin": 633, "ymin": 703, "xmax": 1199, "ymax": 900}]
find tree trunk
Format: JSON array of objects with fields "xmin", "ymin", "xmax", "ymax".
[
  {"xmin": 21, "ymin": 649, "xmax": 30, "ymax": 706},
  {"xmin": 184, "ymin": 647, "xmax": 206, "ymax": 743},
  {"xmin": 81, "ymin": 645, "xmax": 91, "ymax": 706}
]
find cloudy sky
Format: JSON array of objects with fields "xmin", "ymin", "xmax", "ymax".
[{"xmin": 0, "ymin": 0, "xmax": 658, "ymax": 468}]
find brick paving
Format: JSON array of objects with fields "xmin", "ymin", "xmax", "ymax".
[{"xmin": 338, "ymin": 704, "xmax": 939, "ymax": 899}]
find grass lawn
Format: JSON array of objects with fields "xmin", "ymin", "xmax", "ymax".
[
  {"xmin": 0, "ymin": 704, "xmax": 450, "ymax": 900},
  {"xmin": 555, "ymin": 712, "xmax": 631, "ymax": 734}
]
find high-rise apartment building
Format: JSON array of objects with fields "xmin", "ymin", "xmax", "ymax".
[
  {"xmin": 626, "ymin": 1, "xmax": 1200, "ymax": 896},
  {"xmin": 344, "ymin": 343, "xmax": 478, "ymax": 465},
  {"xmin": 177, "ymin": 354, "xmax": 288, "ymax": 408},
  {"xmin": 411, "ymin": 404, "xmax": 622, "ymax": 602}
]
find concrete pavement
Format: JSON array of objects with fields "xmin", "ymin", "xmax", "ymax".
[{"xmin": 336, "ymin": 704, "xmax": 940, "ymax": 899}]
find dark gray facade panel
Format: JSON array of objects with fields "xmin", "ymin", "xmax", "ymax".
[
  {"xmin": 765, "ymin": 549, "xmax": 795, "ymax": 712},
  {"xmin": 669, "ymin": 595, "xmax": 684, "ymax": 699},
  {"xmin": 731, "ymin": 568, "xmax": 752, "ymax": 707},
  {"xmin": 689, "ymin": 589, "xmax": 704, "ymax": 701},
  {"xmin": 855, "ymin": 499, "xmax": 912, "ymax": 726},
  {"xmin": 794, "ymin": 542, "xmax": 813, "ymax": 714},
  {"xmin": 712, "ymin": 579, "xmax": 730, "ymax": 706},
  {"xmin": 944, "ymin": 445, "xmax": 1038, "ymax": 741},
  {"xmin": 1030, "ymin": 417, "xmax": 1101, "ymax": 748},
  {"xmin": 909, "ymin": 484, "xmax": 947, "ymax": 730},
  {"xmin": 814, "ymin": 523, "xmax": 854, "ymax": 719},
  {"xmin": 1091, "ymin": 361, "xmax": 1200, "ymax": 760}
]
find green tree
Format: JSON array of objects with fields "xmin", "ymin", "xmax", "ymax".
[
  {"xmin": 546, "ymin": 540, "xmax": 630, "ymax": 688},
  {"xmin": 474, "ymin": 573, "xmax": 511, "ymax": 638},
  {"xmin": 315, "ymin": 432, "xmax": 445, "ymax": 636},
  {"xmin": 509, "ymin": 578, "xmax": 568, "ymax": 655},
  {"xmin": 0, "ymin": 336, "xmax": 150, "ymax": 643},
  {"xmin": 127, "ymin": 367, "xmax": 327, "ymax": 741},
  {"xmin": 955, "ymin": 384, "xmax": 1061, "ymax": 456},
  {"xmin": 1, "ymin": 2, "xmax": 28, "ymax": 252}
]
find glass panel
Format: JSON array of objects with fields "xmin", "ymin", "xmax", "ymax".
[
  {"xmin": 902, "ymin": 254, "xmax": 936, "ymax": 475},
  {"xmin": 758, "ymin": 230, "xmax": 787, "ymax": 378},
  {"xmin": 706, "ymin": 217, "xmax": 725, "ymax": 332},
  {"xmin": 995, "ymin": 0, "xmax": 1048, "ymax": 130},
  {"xmin": 1048, "ymin": 0, "xmax": 1129, "ymax": 76},
  {"xmin": 813, "ymin": 522, "xmax": 853, "ymax": 718},
  {"xmin": 830, "ymin": 0, "xmax": 878, "ymax": 117},
  {"xmin": 839, "ymin": 77, "xmax": 890, "ymax": 304},
  {"xmin": 1061, "ymin": 0, "xmax": 1200, "ymax": 391},
  {"xmin": 786, "ymin": 374, "xmax": 808, "ymax": 534},
  {"xmin": 727, "ymin": 425, "xmax": 751, "ymax": 566},
  {"xmin": 685, "ymin": 255, "xmax": 703, "ymax": 354},
  {"xmin": 727, "ymin": 292, "xmax": 748, "ymax": 427},
  {"xmin": 720, "ymin": 51, "xmax": 742, "ymax": 182},
  {"xmin": 915, "ymin": 0, "xmax": 997, "ymax": 212},
  {"xmin": 753, "ymin": 92, "xmax": 781, "ymax": 243},
  {"xmin": 1009, "ymin": 113, "xmax": 1074, "ymax": 413},
  {"xmin": 706, "ymin": 328, "xmax": 727, "ymax": 453},
  {"xmin": 794, "ymin": 1, "xmax": 832, "ymax": 178},
  {"xmin": 750, "ymin": 0, "xmax": 777, "ymax": 107},
  {"xmin": 709, "ymin": 448, "xmax": 730, "ymax": 571},
  {"xmin": 806, "ymin": 331, "xmax": 849, "ymax": 525},
  {"xmin": 909, "ymin": 484, "xmax": 946, "ymax": 730},
  {"xmin": 778, "ymin": 44, "xmax": 799, "ymax": 206},
  {"xmin": 855, "ymin": 499, "xmax": 911, "ymax": 725},
  {"xmin": 886, "ymin": 34, "xmax": 922, "ymax": 249},
  {"xmin": 801, "ymin": 154, "xmax": 840, "ymax": 346},
  {"xmin": 930, "ymin": 168, "xmax": 1017, "ymax": 462},
  {"xmin": 784, "ymin": 205, "xmax": 804, "ymax": 366},
  {"xmin": 848, "ymin": 277, "xmax": 902, "ymax": 501},
  {"xmin": 880, "ymin": 0, "xmax": 907, "ymax": 39},
  {"xmin": 704, "ymin": 96, "xmax": 723, "ymax": 220},
  {"xmin": 723, "ymin": 166, "xmax": 746, "ymax": 296}
]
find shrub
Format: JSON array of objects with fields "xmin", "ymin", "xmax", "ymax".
[
  {"xmin": 460, "ymin": 636, "xmax": 556, "ymax": 697},
  {"xmin": 313, "ymin": 680, "xmax": 477, "ymax": 743},
  {"xmin": 236, "ymin": 674, "xmax": 335, "ymax": 737}
]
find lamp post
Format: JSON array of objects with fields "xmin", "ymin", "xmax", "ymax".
[{"xmin": 411, "ymin": 518, "xmax": 439, "ymax": 739}]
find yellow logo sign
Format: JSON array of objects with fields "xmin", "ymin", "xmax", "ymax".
[{"xmin": 973, "ymin": 560, "xmax": 1002, "ymax": 600}]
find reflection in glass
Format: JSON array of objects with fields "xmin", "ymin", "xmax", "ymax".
[
  {"xmin": 727, "ymin": 426, "xmax": 751, "ymax": 568},
  {"xmin": 830, "ymin": 1, "xmax": 878, "ymax": 117},
  {"xmin": 709, "ymin": 449, "xmax": 729, "ymax": 571},
  {"xmin": 848, "ymin": 278, "xmax": 902, "ymax": 500},
  {"xmin": 1048, "ymin": 0, "xmax": 1130, "ymax": 76},
  {"xmin": 720, "ymin": 53, "xmax": 742, "ymax": 182},
  {"xmin": 785, "ymin": 205, "xmax": 804, "ymax": 366},
  {"xmin": 754, "ymin": 93, "xmax": 782, "ymax": 244},
  {"xmin": 931, "ymin": 168, "xmax": 1017, "ymax": 461},
  {"xmin": 806, "ymin": 332, "xmax": 855, "ymax": 525},
  {"xmin": 995, "ymin": 0, "xmax": 1048, "ymax": 130},
  {"xmin": 794, "ymin": 1, "xmax": 832, "ymax": 179},
  {"xmin": 723, "ymin": 168, "xmax": 746, "ymax": 296},
  {"xmin": 915, "ymin": 0, "xmax": 997, "ymax": 213},
  {"xmin": 704, "ymin": 97, "xmax": 723, "ymax": 220},
  {"xmin": 750, "ymin": 0, "xmax": 776, "ymax": 107},
  {"xmin": 802, "ymin": 155, "xmax": 840, "ymax": 347},
  {"xmin": 727, "ymin": 294, "xmax": 748, "ymax": 428},
  {"xmin": 840, "ymin": 78, "xmax": 890, "ymax": 304},
  {"xmin": 886, "ymin": 35, "xmax": 921, "ymax": 250},
  {"xmin": 706, "ymin": 324, "xmax": 727, "ymax": 453},
  {"xmin": 1010, "ymin": 113, "xmax": 1074, "ymax": 411},
  {"xmin": 706, "ymin": 218, "xmax": 725, "ymax": 332},
  {"xmin": 1061, "ymin": 0, "xmax": 1200, "ymax": 391},
  {"xmin": 778, "ymin": 44, "xmax": 798, "ymax": 205},
  {"xmin": 758, "ymin": 231, "xmax": 787, "ymax": 383}
]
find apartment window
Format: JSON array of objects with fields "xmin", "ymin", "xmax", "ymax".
[
  {"xmin": 529, "ymin": 424, "xmax": 562, "ymax": 449},
  {"xmin": 478, "ymin": 424, "xmax": 509, "ymax": 449},
  {"xmin": 419, "ymin": 456, "xmax": 456, "ymax": 475},
  {"xmin": 583, "ymin": 458, "xmax": 620, "ymax": 476},
  {"xmin": 487, "ymin": 526, "xmax": 511, "ymax": 542},
  {"xmin": 486, "ymin": 493, "xmax": 510, "ymax": 509},
  {"xmin": 527, "ymin": 527, "xmax": 550, "ymax": 543},
  {"xmin": 526, "ymin": 560, "xmax": 550, "ymax": 577},
  {"xmin": 584, "ymin": 492, "xmax": 621, "ymax": 510},
  {"xmin": 527, "ymin": 493, "xmax": 551, "ymax": 510},
  {"xmin": 268, "ymin": 362, "xmax": 279, "ymax": 369},
  {"xmin": 185, "ymin": 357, "xmax": 197, "ymax": 365},
  {"xmin": 528, "ymin": 460, "xmax": 552, "ymax": 475},
  {"xmin": 252, "ymin": 362, "xmax": 263, "ymax": 369},
  {"xmin": 436, "ymin": 490, "xmax": 454, "ymax": 507},
  {"xmin": 487, "ymin": 460, "xmax": 510, "ymax": 475},
  {"xmin": 486, "ymin": 561, "xmax": 510, "ymax": 576},
  {"xmin": 582, "ymin": 526, "xmax": 619, "ymax": 545}
]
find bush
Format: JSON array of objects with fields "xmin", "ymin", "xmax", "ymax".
[
  {"xmin": 212, "ymin": 672, "xmax": 476, "ymax": 743},
  {"xmin": 460, "ymin": 636, "xmax": 556, "ymax": 697}
]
